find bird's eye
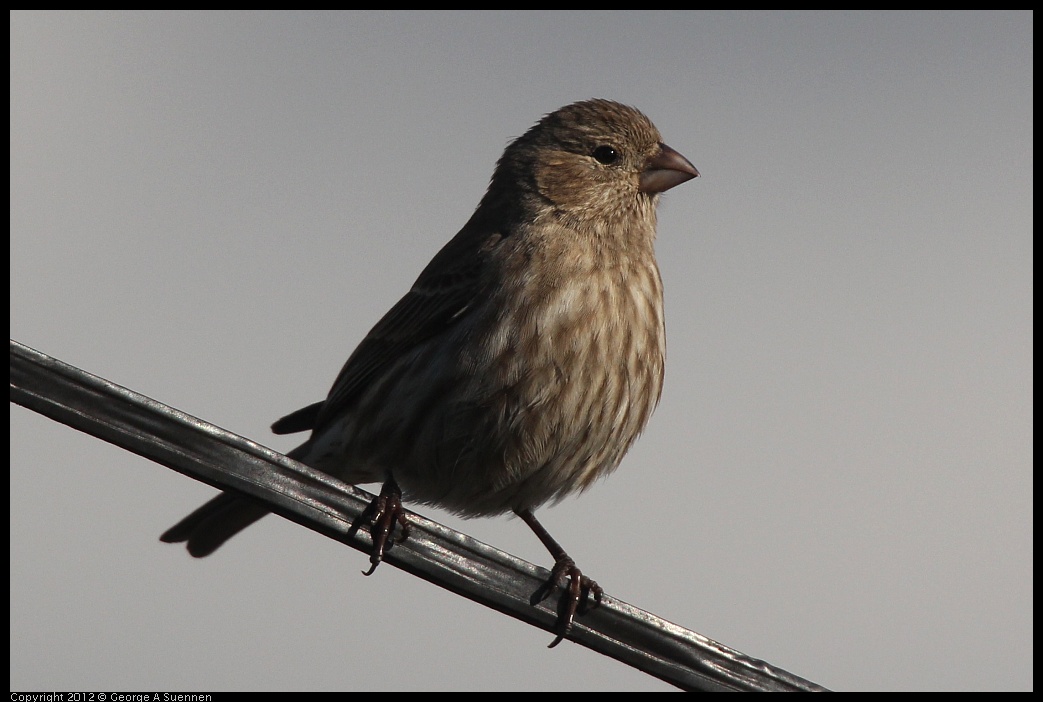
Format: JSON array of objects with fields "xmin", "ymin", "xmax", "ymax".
[{"xmin": 592, "ymin": 145, "xmax": 620, "ymax": 165}]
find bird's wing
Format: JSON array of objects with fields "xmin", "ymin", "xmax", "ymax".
[{"xmin": 272, "ymin": 223, "xmax": 499, "ymax": 435}]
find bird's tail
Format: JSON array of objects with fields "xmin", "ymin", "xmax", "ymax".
[
  {"xmin": 161, "ymin": 442, "xmax": 315, "ymax": 557},
  {"xmin": 160, "ymin": 491, "xmax": 270, "ymax": 558}
]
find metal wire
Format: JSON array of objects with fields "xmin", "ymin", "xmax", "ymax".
[{"xmin": 10, "ymin": 339, "xmax": 828, "ymax": 691}]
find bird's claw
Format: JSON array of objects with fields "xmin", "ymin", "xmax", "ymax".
[
  {"xmin": 535, "ymin": 555, "xmax": 603, "ymax": 648},
  {"xmin": 361, "ymin": 479, "xmax": 410, "ymax": 576}
]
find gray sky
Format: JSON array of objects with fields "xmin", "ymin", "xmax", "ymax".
[{"xmin": 10, "ymin": 11, "xmax": 1032, "ymax": 692}]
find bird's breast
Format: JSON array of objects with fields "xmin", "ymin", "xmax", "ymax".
[{"xmin": 445, "ymin": 255, "xmax": 666, "ymax": 510}]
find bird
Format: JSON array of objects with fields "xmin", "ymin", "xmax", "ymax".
[{"xmin": 161, "ymin": 98, "xmax": 698, "ymax": 646}]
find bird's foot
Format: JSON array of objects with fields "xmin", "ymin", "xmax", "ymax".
[
  {"xmin": 361, "ymin": 478, "xmax": 411, "ymax": 576},
  {"xmin": 534, "ymin": 553, "xmax": 603, "ymax": 648}
]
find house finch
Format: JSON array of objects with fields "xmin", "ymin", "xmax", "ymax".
[{"xmin": 162, "ymin": 98, "xmax": 698, "ymax": 645}]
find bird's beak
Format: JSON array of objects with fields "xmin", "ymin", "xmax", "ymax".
[{"xmin": 639, "ymin": 143, "xmax": 699, "ymax": 194}]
